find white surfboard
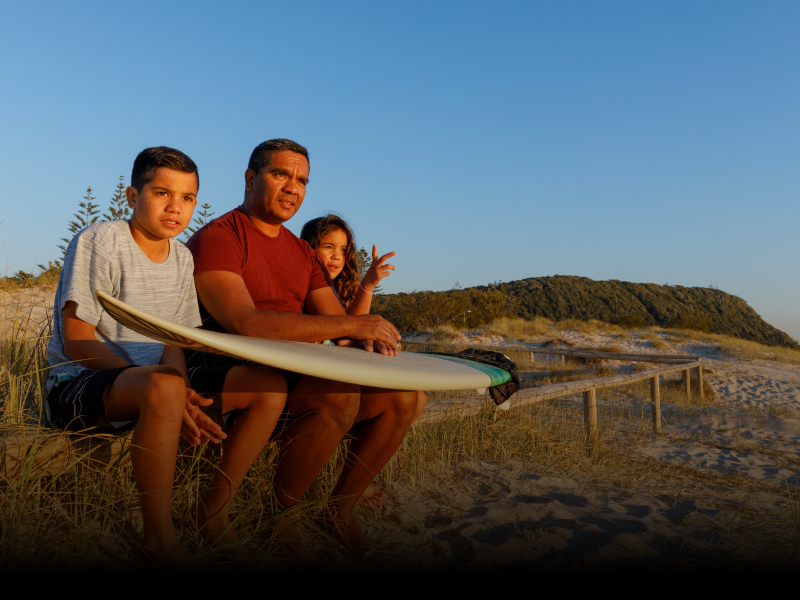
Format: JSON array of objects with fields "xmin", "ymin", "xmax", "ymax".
[{"xmin": 95, "ymin": 291, "xmax": 511, "ymax": 391}]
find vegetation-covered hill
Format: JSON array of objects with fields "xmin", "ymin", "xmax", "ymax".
[{"xmin": 373, "ymin": 275, "xmax": 797, "ymax": 349}]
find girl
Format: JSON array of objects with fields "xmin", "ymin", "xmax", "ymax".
[
  {"xmin": 300, "ymin": 214, "xmax": 426, "ymax": 513},
  {"xmin": 299, "ymin": 214, "xmax": 395, "ymax": 314}
]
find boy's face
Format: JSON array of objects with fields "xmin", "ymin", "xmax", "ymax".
[{"xmin": 126, "ymin": 168, "xmax": 198, "ymax": 239}]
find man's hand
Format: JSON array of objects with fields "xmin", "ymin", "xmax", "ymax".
[
  {"xmin": 334, "ymin": 315, "xmax": 401, "ymax": 356},
  {"xmin": 181, "ymin": 388, "xmax": 228, "ymax": 446}
]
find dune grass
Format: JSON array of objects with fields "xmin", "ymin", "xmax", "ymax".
[
  {"xmin": 478, "ymin": 316, "xmax": 551, "ymax": 340},
  {"xmin": 655, "ymin": 327, "xmax": 800, "ymax": 365},
  {"xmin": 0, "ymin": 262, "xmax": 61, "ymax": 293},
  {"xmin": 2, "ymin": 298, "xmax": 799, "ymax": 568},
  {"xmin": 412, "ymin": 315, "xmax": 800, "ymax": 367}
]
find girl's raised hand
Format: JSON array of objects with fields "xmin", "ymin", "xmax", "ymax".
[{"xmin": 362, "ymin": 245, "xmax": 395, "ymax": 291}]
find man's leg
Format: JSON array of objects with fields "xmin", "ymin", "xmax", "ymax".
[
  {"xmin": 340, "ymin": 390, "xmax": 428, "ymax": 513},
  {"xmin": 103, "ymin": 365, "xmax": 190, "ymax": 565},
  {"xmin": 199, "ymin": 366, "xmax": 286, "ymax": 554},
  {"xmin": 270, "ymin": 376, "xmax": 360, "ymax": 558},
  {"xmin": 328, "ymin": 387, "xmax": 419, "ymax": 550}
]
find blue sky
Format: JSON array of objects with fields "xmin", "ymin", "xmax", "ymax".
[{"xmin": 1, "ymin": 1, "xmax": 798, "ymax": 340}]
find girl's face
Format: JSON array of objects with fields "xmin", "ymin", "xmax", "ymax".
[{"xmin": 316, "ymin": 227, "xmax": 349, "ymax": 279}]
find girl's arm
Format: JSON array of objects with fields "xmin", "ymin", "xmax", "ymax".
[{"xmin": 347, "ymin": 245, "xmax": 396, "ymax": 316}]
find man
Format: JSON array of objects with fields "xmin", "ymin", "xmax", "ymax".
[{"xmin": 186, "ymin": 139, "xmax": 422, "ymax": 558}]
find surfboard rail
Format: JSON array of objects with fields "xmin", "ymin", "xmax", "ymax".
[{"xmin": 95, "ymin": 291, "xmax": 511, "ymax": 391}]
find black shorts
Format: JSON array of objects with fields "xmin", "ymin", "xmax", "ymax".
[
  {"xmin": 185, "ymin": 349, "xmax": 303, "ymax": 393},
  {"xmin": 185, "ymin": 349, "xmax": 367, "ymax": 438},
  {"xmin": 46, "ymin": 365, "xmax": 236, "ymax": 434}
]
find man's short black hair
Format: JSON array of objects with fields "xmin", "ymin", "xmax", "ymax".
[
  {"xmin": 131, "ymin": 146, "xmax": 199, "ymax": 192},
  {"xmin": 248, "ymin": 139, "xmax": 309, "ymax": 175}
]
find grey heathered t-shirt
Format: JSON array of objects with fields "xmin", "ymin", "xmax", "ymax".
[{"xmin": 46, "ymin": 220, "xmax": 201, "ymax": 382}]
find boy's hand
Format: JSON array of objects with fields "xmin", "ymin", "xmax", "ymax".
[
  {"xmin": 361, "ymin": 245, "xmax": 395, "ymax": 291},
  {"xmin": 181, "ymin": 388, "xmax": 228, "ymax": 446}
]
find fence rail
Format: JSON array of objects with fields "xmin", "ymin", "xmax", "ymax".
[
  {"xmin": 401, "ymin": 339, "xmax": 699, "ymax": 364},
  {"xmin": 415, "ymin": 359, "xmax": 705, "ymax": 442}
]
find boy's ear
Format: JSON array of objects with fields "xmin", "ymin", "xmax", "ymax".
[{"xmin": 126, "ymin": 186, "xmax": 137, "ymax": 209}]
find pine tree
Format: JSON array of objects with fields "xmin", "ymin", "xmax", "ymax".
[
  {"xmin": 356, "ymin": 247, "xmax": 370, "ymax": 280},
  {"xmin": 356, "ymin": 246, "xmax": 383, "ymax": 294},
  {"xmin": 58, "ymin": 187, "xmax": 100, "ymax": 259},
  {"xmin": 182, "ymin": 203, "xmax": 215, "ymax": 241},
  {"xmin": 104, "ymin": 174, "xmax": 130, "ymax": 221}
]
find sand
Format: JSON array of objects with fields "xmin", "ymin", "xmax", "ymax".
[{"xmin": 368, "ymin": 328, "xmax": 800, "ymax": 569}]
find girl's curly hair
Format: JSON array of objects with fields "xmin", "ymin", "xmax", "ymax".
[{"xmin": 300, "ymin": 214, "xmax": 360, "ymax": 310}]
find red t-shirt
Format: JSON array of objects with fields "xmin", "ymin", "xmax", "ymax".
[{"xmin": 187, "ymin": 206, "xmax": 333, "ymax": 330}]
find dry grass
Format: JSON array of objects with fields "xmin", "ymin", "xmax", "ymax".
[
  {"xmin": 594, "ymin": 343, "xmax": 623, "ymax": 353},
  {"xmin": 657, "ymin": 327, "xmax": 800, "ymax": 365},
  {"xmin": 0, "ymin": 263, "xmax": 61, "ymax": 293},
  {"xmin": 420, "ymin": 324, "xmax": 462, "ymax": 343},
  {"xmin": 478, "ymin": 316, "xmax": 551, "ymax": 340}
]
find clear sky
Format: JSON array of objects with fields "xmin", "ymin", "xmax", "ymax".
[{"xmin": 1, "ymin": 1, "xmax": 798, "ymax": 341}]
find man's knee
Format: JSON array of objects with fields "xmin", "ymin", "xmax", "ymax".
[
  {"xmin": 290, "ymin": 379, "xmax": 360, "ymax": 433},
  {"xmin": 391, "ymin": 390, "xmax": 420, "ymax": 423}
]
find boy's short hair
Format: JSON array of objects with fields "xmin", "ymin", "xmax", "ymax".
[
  {"xmin": 248, "ymin": 139, "xmax": 309, "ymax": 175},
  {"xmin": 131, "ymin": 147, "xmax": 199, "ymax": 192}
]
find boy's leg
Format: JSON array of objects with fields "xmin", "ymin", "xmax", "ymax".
[
  {"xmin": 198, "ymin": 366, "xmax": 286, "ymax": 553},
  {"xmin": 328, "ymin": 387, "xmax": 418, "ymax": 550},
  {"xmin": 103, "ymin": 365, "xmax": 189, "ymax": 562}
]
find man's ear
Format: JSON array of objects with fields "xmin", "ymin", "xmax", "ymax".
[
  {"xmin": 126, "ymin": 186, "xmax": 137, "ymax": 209},
  {"xmin": 244, "ymin": 169, "xmax": 255, "ymax": 192}
]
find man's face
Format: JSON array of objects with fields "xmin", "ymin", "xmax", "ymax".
[
  {"xmin": 245, "ymin": 151, "xmax": 309, "ymax": 224},
  {"xmin": 126, "ymin": 168, "xmax": 198, "ymax": 239}
]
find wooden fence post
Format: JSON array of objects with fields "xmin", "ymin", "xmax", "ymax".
[
  {"xmin": 650, "ymin": 375, "xmax": 661, "ymax": 433},
  {"xmin": 697, "ymin": 364, "xmax": 704, "ymax": 403},
  {"xmin": 583, "ymin": 387, "xmax": 597, "ymax": 445},
  {"xmin": 684, "ymin": 368, "xmax": 691, "ymax": 402}
]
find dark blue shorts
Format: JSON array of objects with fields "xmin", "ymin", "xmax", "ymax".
[{"xmin": 46, "ymin": 365, "xmax": 235, "ymax": 434}]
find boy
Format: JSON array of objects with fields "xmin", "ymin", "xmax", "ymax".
[{"xmin": 46, "ymin": 147, "xmax": 287, "ymax": 565}]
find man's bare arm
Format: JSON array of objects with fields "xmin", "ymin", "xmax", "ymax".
[{"xmin": 194, "ymin": 271, "xmax": 400, "ymax": 348}]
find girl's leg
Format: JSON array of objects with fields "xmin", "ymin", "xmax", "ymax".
[
  {"xmin": 199, "ymin": 366, "xmax": 286, "ymax": 553},
  {"xmin": 103, "ymin": 365, "xmax": 189, "ymax": 563}
]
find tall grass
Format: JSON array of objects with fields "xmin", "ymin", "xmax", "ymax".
[{"xmin": 2, "ymin": 298, "xmax": 799, "ymax": 568}]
